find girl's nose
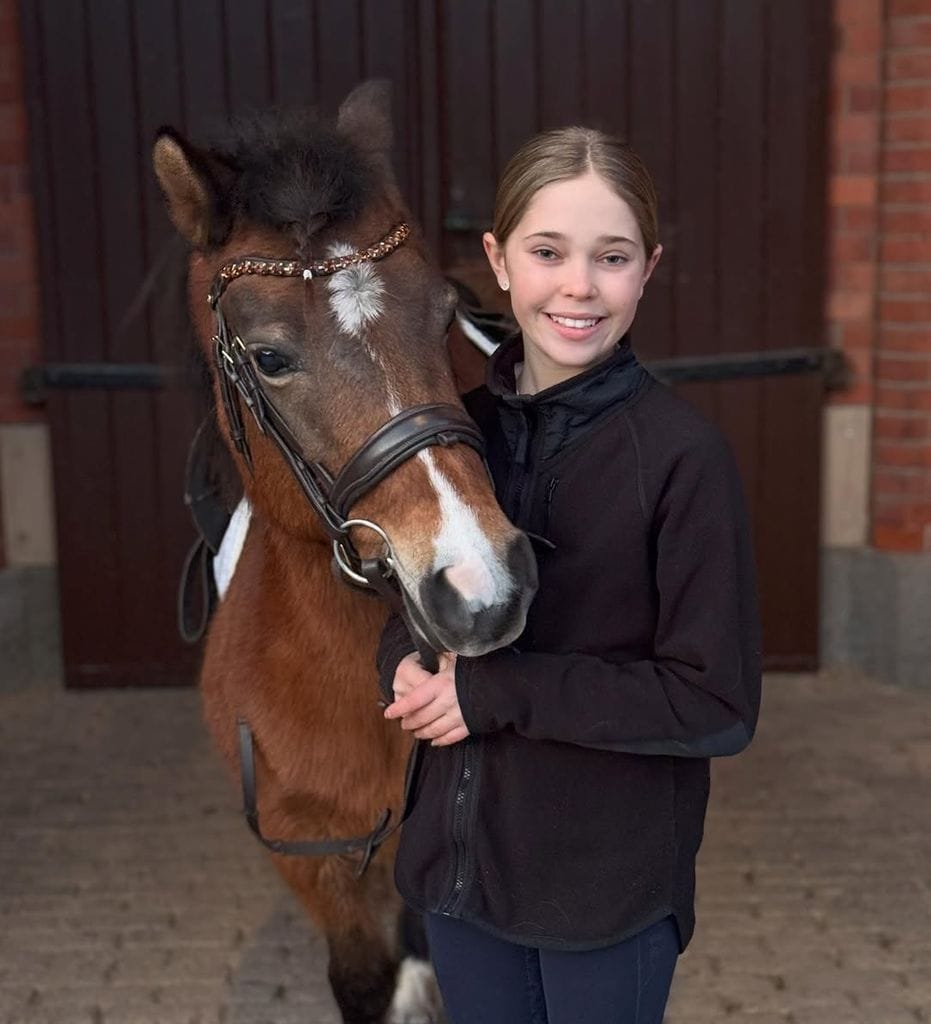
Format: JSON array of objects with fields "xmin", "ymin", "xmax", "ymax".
[{"xmin": 561, "ymin": 261, "xmax": 597, "ymax": 298}]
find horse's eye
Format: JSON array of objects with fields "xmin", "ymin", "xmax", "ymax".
[{"xmin": 253, "ymin": 348, "xmax": 292, "ymax": 377}]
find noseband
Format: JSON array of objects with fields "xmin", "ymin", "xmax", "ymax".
[{"xmin": 208, "ymin": 223, "xmax": 484, "ymax": 873}]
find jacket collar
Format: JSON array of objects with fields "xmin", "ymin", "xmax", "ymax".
[{"xmin": 485, "ymin": 334, "xmax": 647, "ymax": 462}]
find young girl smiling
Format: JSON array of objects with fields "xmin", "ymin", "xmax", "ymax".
[{"xmin": 380, "ymin": 127, "xmax": 761, "ymax": 1023}]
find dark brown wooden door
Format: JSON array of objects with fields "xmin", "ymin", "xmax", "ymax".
[
  {"xmin": 20, "ymin": 0, "xmax": 829, "ymax": 684},
  {"xmin": 435, "ymin": 0, "xmax": 831, "ymax": 669}
]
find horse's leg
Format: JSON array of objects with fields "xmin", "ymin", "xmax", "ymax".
[
  {"xmin": 387, "ymin": 906, "xmax": 445, "ymax": 1024},
  {"xmin": 275, "ymin": 854, "xmax": 443, "ymax": 1024}
]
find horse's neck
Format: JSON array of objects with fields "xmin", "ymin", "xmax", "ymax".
[{"xmin": 239, "ymin": 515, "xmax": 389, "ymax": 679}]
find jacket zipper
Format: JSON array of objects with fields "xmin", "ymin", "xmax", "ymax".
[
  {"xmin": 543, "ymin": 477, "xmax": 559, "ymax": 536},
  {"xmin": 440, "ymin": 739, "xmax": 475, "ymax": 915},
  {"xmin": 504, "ymin": 407, "xmax": 532, "ymax": 520},
  {"xmin": 441, "ymin": 409, "xmax": 548, "ymax": 917}
]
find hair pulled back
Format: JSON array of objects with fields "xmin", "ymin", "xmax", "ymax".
[{"xmin": 492, "ymin": 127, "xmax": 659, "ymax": 256}]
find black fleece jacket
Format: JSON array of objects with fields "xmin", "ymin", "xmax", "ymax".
[{"xmin": 377, "ymin": 335, "xmax": 761, "ymax": 951}]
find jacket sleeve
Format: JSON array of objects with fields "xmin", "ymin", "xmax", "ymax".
[
  {"xmin": 455, "ymin": 433, "xmax": 762, "ymax": 758},
  {"xmin": 375, "ymin": 612, "xmax": 418, "ymax": 704}
]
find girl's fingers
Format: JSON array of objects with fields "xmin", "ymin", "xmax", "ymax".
[
  {"xmin": 385, "ymin": 680, "xmax": 441, "ymax": 720},
  {"xmin": 430, "ymin": 725, "xmax": 469, "ymax": 747},
  {"xmin": 413, "ymin": 712, "xmax": 467, "ymax": 742},
  {"xmin": 398, "ymin": 698, "xmax": 452, "ymax": 733}
]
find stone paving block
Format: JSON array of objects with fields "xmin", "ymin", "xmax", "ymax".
[{"xmin": 2, "ymin": 667, "xmax": 930, "ymax": 1023}]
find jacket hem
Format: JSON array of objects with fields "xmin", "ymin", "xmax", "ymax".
[{"xmin": 400, "ymin": 891, "xmax": 688, "ymax": 954}]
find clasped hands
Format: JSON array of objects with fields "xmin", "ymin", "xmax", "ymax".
[{"xmin": 383, "ymin": 651, "xmax": 470, "ymax": 747}]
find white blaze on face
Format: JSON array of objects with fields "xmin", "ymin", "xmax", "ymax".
[
  {"xmin": 326, "ymin": 242, "xmax": 385, "ymax": 349},
  {"xmin": 420, "ymin": 450, "xmax": 511, "ymax": 611}
]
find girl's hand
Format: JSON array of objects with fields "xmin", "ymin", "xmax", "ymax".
[
  {"xmin": 385, "ymin": 653, "xmax": 469, "ymax": 746},
  {"xmin": 391, "ymin": 652, "xmax": 435, "ymax": 701}
]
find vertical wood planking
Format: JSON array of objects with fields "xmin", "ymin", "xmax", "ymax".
[
  {"xmin": 37, "ymin": 0, "xmax": 120, "ymax": 683},
  {"xmin": 756, "ymin": 0, "xmax": 824, "ymax": 665},
  {"xmin": 134, "ymin": 0, "xmax": 201, "ymax": 682},
  {"xmin": 626, "ymin": 0, "xmax": 676, "ymax": 358},
  {"xmin": 801, "ymin": 0, "xmax": 831, "ymax": 350},
  {"xmin": 224, "ymin": 0, "xmax": 274, "ymax": 111},
  {"xmin": 18, "ymin": 0, "xmax": 832, "ymax": 677},
  {"xmin": 315, "ymin": 0, "xmax": 361, "ymax": 116},
  {"xmin": 765, "ymin": 0, "xmax": 810, "ymax": 351},
  {"xmin": 673, "ymin": 0, "xmax": 718, "ymax": 359},
  {"xmin": 718, "ymin": 0, "xmax": 766, "ymax": 356},
  {"xmin": 538, "ymin": 0, "xmax": 582, "ymax": 129},
  {"xmin": 38, "ymin": 0, "xmax": 102, "ymax": 361},
  {"xmin": 492, "ymin": 0, "xmax": 538, "ymax": 172},
  {"xmin": 715, "ymin": 0, "xmax": 766, "ymax": 545},
  {"xmin": 416, "ymin": 0, "xmax": 442, "ymax": 254},
  {"xmin": 440, "ymin": 0, "xmax": 495, "ymax": 266},
  {"xmin": 361, "ymin": 0, "xmax": 412, "ymax": 201},
  {"xmin": 269, "ymin": 0, "xmax": 317, "ymax": 110},
  {"xmin": 87, "ymin": 0, "xmax": 161, "ymax": 670},
  {"xmin": 581, "ymin": 0, "xmax": 629, "ymax": 134},
  {"xmin": 178, "ymin": 0, "xmax": 229, "ymax": 138},
  {"xmin": 756, "ymin": 374, "xmax": 822, "ymax": 667}
]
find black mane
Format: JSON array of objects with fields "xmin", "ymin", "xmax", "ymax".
[{"xmin": 212, "ymin": 109, "xmax": 377, "ymax": 249}]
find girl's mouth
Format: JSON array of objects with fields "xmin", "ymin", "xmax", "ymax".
[
  {"xmin": 547, "ymin": 313, "xmax": 602, "ymax": 329},
  {"xmin": 545, "ymin": 312, "xmax": 604, "ymax": 339}
]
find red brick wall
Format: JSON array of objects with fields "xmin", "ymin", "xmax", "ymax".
[
  {"xmin": 828, "ymin": 0, "xmax": 885, "ymax": 407},
  {"xmin": 875, "ymin": 1, "xmax": 931, "ymax": 551},
  {"xmin": 829, "ymin": 0, "xmax": 931, "ymax": 552},
  {"xmin": 0, "ymin": 0, "xmax": 45, "ymax": 570},
  {"xmin": 0, "ymin": 0, "xmax": 41, "ymax": 429}
]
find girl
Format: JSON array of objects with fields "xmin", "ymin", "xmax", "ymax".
[{"xmin": 379, "ymin": 127, "xmax": 761, "ymax": 1024}]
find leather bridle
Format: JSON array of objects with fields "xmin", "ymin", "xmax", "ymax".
[{"xmin": 207, "ymin": 222, "xmax": 485, "ymax": 873}]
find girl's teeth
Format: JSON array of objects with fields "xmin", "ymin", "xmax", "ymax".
[{"xmin": 550, "ymin": 315, "xmax": 598, "ymax": 328}]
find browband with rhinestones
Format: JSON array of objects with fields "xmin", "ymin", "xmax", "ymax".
[{"xmin": 208, "ymin": 223, "xmax": 411, "ymax": 307}]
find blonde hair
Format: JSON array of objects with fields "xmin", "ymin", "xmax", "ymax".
[{"xmin": 492, "ymin": 127, "xmax": 659, "ymax": 255}]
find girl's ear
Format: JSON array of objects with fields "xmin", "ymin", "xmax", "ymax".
[
  {"xmin": 638, "ymin": 244, "xmax": 663, "ymax": 299},
  {"xmin": 643, "ymin": 243, "xmax": 663, "ymax": 282},
  {"xmin": 483, "ymin": 232, "xmax": 507, "ymax": 284}
]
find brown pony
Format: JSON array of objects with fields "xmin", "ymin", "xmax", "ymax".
[{"xmin": 152, "ymin": 82, "xmax": 537, "ymax": 1023}]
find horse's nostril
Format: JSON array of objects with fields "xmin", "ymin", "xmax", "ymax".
[
  {"xmin": 441, "ymin": 560, "xmax": 496, "ymax": 609},
  {"xmin": 421, "ymin": 567, "xmax": 474, "ymax": 637}
]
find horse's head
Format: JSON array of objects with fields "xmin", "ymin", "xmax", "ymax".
[{"xmin": 153, "ymin": 81, "xmax": 536, "ymax": 657}]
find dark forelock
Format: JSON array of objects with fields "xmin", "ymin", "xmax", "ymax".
[{"xmin": 213, "ymin": 110, "xmax": 376, "ymax": 245}]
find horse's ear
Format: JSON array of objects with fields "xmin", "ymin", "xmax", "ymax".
[
  {"xmin": 337, "ymin": 79, "xmax": 394, "ymax": 164},
  {"xmin": 152, "ymin": 128, "xmax": 235, "ymax": 249}
]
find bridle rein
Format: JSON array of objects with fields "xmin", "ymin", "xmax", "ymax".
[{"xmin": 207, "ymin": 221, "xmax": 485, "ymax": 873}]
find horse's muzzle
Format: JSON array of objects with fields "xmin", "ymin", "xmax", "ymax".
[{"xmin": 417, "ymin": 533, "xmax": 538, "ymax": 656}]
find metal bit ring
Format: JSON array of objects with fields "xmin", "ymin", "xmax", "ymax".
[{"xmin": 333, "ymin": 519, "xmax": 396, "ymax": 586}]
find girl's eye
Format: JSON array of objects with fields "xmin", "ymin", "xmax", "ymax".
[
  {"xmin": 602, "ymin": 253, "xmax": 629, "ymax": 266},
  {"xmin": 533, "ymin": 247, "xmax": 559, "ymax": 260},
  {"xmin": 253, "ymin": 348, "xmax": 293, "ymax": 377}
]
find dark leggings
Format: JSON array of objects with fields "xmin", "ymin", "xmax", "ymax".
[{"xmin": 425, "ymin": 913, "xmax": 679, "ymax": 1024}]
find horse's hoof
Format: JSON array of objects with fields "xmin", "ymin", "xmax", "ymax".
[{"xmin": 387, "ymin": 957, "xmax": 446, "ymax": 1023}]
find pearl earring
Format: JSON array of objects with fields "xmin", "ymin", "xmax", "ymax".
[{"xmin": 500, "ymin": 279, "xmax": 509, "ymax": 291}]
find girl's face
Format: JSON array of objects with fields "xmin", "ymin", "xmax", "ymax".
[{"xmin": 483, "ymin": 172, "xmax": 661, "ymax": 392}]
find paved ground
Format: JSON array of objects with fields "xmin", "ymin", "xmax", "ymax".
[{"xmin": 0, "ymin": 667, "xmax": 929, "ymax": 1024}]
